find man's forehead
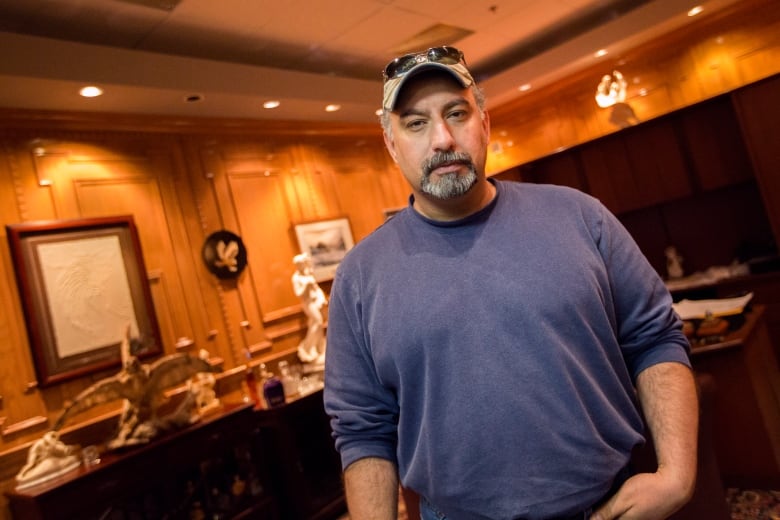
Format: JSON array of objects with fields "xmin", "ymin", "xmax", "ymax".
[{"xmin": 393, "ymin": 71, "xmax": 471, "ymax": 112}]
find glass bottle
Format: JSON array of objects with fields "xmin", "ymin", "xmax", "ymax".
[
  {"xmin": 243, "ymin": 350, "xmax": 261, "ymax": 406},
  {"xmin": 259, "ymin": 363, "xmax": 285, "ymax": 408},
  {"xmin": 277, "ymin": 360, "xmax": 298, "ymax": 398}
]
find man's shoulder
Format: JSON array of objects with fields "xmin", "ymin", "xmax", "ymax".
[{"xmin": 497, "ymin": 179, "xmax": 597, "ymax": 206}]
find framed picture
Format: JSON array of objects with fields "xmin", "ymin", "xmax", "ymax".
[
  {"xmin": 6, "ymin": 215, "xmax": 162, "ymax": 386},
  {"xmin": 294, "ymin": 217, "xmax": 355, "ymax": 282},
  {"xmin": 382, "ymin": 206, "xmax": 405, "ymax": 221}
]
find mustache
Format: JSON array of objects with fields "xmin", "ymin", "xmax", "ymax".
[{"xmin": 422, "ymin": 151, "xmax": 474, "ymax": 177}]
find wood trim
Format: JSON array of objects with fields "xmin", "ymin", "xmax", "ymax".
[{"xmin": 0, "ymin": 108, "xmax": 383, "ymax": 138}]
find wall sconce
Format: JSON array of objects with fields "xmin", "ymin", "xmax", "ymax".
[
  {"xmin": 595, "ymin": 70, "xmax": 639, "ymax": 128},
  {"xmin": 595, "ymin": 70, "xmax": 627, "ymax": 108}
]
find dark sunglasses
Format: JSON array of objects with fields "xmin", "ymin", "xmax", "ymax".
[{"xmin": 383, "ymin": 46, "xmax": 466, "ymax": 81}]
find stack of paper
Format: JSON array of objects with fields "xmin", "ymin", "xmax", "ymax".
[{"xmin": 672, "ymin": 293, "xmax": 754, "ymax": 320}]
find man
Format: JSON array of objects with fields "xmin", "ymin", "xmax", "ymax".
[{"xmin": 324, "ymin": 46, "xmax": 698, "ymax": 520}]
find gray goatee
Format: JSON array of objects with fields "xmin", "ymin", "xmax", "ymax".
[{"xmin": 420, "ymin": 151, "xmax": 478, "ymax": 200}]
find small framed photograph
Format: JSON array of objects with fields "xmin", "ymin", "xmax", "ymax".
[
  {"xmin": 6, "ymin": 215, "xmax": 162, "ymax": 386},
  {"xmin": 294, "ymin": 217, "xmax": 355, "ymax": 282},
  {"xmin": 382, "ymin": 207, "xmax": 405, "ymax": 221}
]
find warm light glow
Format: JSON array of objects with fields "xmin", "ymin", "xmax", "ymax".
[
  {"xmin": 325, "ymin": 104, "xmax": 341, "ymax": 112},
  {"xmin": 263, "ymin": 100, "xmax": 280, "ymax": 109},
  {"xmin": 79, "ymin": 86, "xmax": 103, "ymax": 98},
  {"xmin": 687, "ymin": 6, "xmax": 704, "ymax": 17},
  {"xmin": 594, "ymin": 49, "xmax": 608, "ymax": 58},
  {"xmin": 375, "ymin": 108, "xmax": 384, "ymax": 116},
  {"xmin": 595, "ymin": 70, "xmax": 627, "ymax": 108},
  {"xmin": 518, "ymin": 83, "xmax": 532, "ymax": 92}
]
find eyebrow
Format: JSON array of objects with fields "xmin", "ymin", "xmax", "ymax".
[{"xmin": 397, "ymin": 95, "xmax": 471, "ymax": 120}]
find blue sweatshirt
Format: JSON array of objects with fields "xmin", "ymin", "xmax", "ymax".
[{"xmin": 324, "ymin": 180, "xmax": 690, "ymax": 520}]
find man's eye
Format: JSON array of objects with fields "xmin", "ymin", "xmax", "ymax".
[
  {"xmin": 405, "ymin": 119, "xmax": 426, "ymax": 130},
  {"xmin": 448, "ymin": 109, "xmax": 467, "ymax": 120}
]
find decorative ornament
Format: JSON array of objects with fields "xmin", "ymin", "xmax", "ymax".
[{"xmin": 202, "ymin": 230, "xmax": 248, "ymax": 279}]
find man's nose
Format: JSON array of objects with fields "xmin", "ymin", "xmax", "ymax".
[{"xmin": 431, "ymin": 120, "xmax": 456, "ymax": 151}]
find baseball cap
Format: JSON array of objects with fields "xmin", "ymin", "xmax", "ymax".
[{"xmin": 382, "ymin": 46, "xmax": 475, "ymax": 111}]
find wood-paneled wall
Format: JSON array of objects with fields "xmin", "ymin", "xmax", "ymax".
[
  {"xmin": 485, "ymin": 0, "xmax": 780, "ymax": 174},
  {"xmin": 0, "ymin": 0, "xmax": 778, "ymax": 515},
  {"xmin": 0, "ymin": 125, "xmax": 407, "ymax": 457}
]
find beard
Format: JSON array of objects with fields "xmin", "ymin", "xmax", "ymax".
[{"xmin": 420, "ymin": 151, "xmax": 478, "ymax": 200}]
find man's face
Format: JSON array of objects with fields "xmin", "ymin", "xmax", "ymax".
[{"xmin": 383, "ymin": 72, "xmax": 490, "ymax": 203}]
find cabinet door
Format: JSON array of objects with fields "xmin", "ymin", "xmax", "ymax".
[
  {"xmin": 622, "ymin": 118, "xmax": 693, "ymax": 206},
  {"xmin": 523, "ymin": 151, "xmax": 585, "ymax": 190},
  {"xmin": 679, "ymin": 97, "xmax": 753, "ymax": 190},
  {"xmin": 578, "ymin": 135, "xmax": 639, "ymax": 214},
  {"xmin": 733, "ymin": 74, "xmax": 780, "ymax": 247}
]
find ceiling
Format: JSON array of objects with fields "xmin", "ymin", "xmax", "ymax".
[{"xmin": 0, "ymin": 0, "xmax": 743, "ymax": 124}]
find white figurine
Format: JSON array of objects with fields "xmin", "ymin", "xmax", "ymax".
[
  {"xmin": 665, "ymin": 246, "xmax": 685, "ymax": 279},
  {"xmin": 188, "ymin": 371, "xmax": 221, "ymax": 418},
  {"xmin": 16, "ymin": 431, "xmax": 81, "ymax": 489},
  {"xmin": 292, "ymin": 253, "xmax": 328, "ymax": 367}
]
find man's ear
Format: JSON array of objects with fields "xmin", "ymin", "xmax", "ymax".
[
  {"xmin": 383, "ymin": 130, "xmax": 398, "ymax": 164},
  {"xmin": 482, "ymin": 109, "xmax": 491, "ymax": 139}
]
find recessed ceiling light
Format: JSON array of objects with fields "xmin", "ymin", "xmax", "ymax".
[
  {"xmin": 594, "ymin": 49, "xmax": 608, "ymax": 58},
  {"xmin": 325, "ymin": 104, "xmax": 341, "ymax": 112},
  {"xmin": 375, "ymin": 108, "xmax": 384, "ymax": 116},
  {"xmin": 263, "ymin": 100, "xmax": 280, "ymax": 109},
  {"xmin": 688, "ymin": 6, "xmax": 704, "ymax": 17},
  {"xmin": 518, "ymin": 84, "xmax": 532, "ymax": 92},
  {"xmin": 79, "ymin": 86, "xmax": 103, "ymax": 98}
]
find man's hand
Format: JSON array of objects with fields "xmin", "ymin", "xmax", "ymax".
[{"xmin": 590, "ymin": 468, "xmax": 693, "ymax": 520}]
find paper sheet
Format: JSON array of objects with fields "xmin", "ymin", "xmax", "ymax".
[{"xmin": 672, "ymin": 292, "xmax": 754, "ymax": 320}]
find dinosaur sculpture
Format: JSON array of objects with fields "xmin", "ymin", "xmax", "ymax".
[{"xmin": 53, "ymin": 325, "xmax": 219, "ymax": 449}]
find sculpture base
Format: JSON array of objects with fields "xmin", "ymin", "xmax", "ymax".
[{"xmin": 15, "ymin": 456, "xmax": 81, "ymax": 491}]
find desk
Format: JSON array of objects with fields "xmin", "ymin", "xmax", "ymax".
[{"xmin": 690, "ymin": 305, "xmax": 780, "ymax": 488}]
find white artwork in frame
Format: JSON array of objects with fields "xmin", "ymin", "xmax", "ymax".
[{"xmin": 6, "ymin": 215, "xmax": 162, "ymax": 386}]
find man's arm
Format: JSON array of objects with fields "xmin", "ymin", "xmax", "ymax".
[
  {"xmin": 343, "ymin": 457, "xmax": 399, "ymax": 520},
  {"xmin": 593, "ymin": 361, "xmax": 698, "ymax": 520}
]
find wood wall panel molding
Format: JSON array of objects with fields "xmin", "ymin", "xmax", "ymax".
[
  {"xmin": 0, "ymin": 110, "xmax": 384, "ymax": 139},
  {"xmin": 0, "ymin": 416, "xmax": 47, "ymax": 439}
]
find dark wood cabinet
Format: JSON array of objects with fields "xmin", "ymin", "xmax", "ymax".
[
  {"xmin": 578, "ymin": 135, "xmax": 639, "ymax": 214},
  {"xmin": 677, "ymin": 96, "xmax": 753, "ymax": 190},
  {"xmin": 622, "ymin": 118, "xmax": 692, "ymax": 205},
  {"xmin": 5, "ymin": 391, "xmax": 346, "ymax": 520},
  {"xmin": 576, "ymin": 118, "xmax": 692, "ymax": 214},
  {"xmin": 519, "ymin": 150, "xmax": 585, "ymax": 191},
  {"xmin": 5, "ymin": 404, "xmax": 279, "ymax": 520},
  {"xmin": 733, "ymin": 74, "xmax": 780, "ymax": 244},
  {"xmin": 257, "ymin": 390, "xmax": 345, "ymax": 520},
  {"xmin": 495, "ymin": 74, "xmax": 780, "ymax": 280},
  {"xmin": 689, "ymin": 307, "xmax": 780, "ymax": 488}
]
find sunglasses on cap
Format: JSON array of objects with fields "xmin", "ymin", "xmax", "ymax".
[{"xmin": 383, "ymin": 46, "xmax": 466, "ymax": 81}]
